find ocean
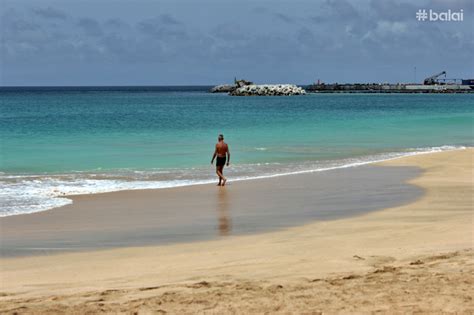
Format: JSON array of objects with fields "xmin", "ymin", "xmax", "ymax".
[{"xmin": 1, "ymin": 86, "xmax": 472, "ymax": 216}]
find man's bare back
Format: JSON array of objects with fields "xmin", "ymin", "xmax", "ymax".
[{"xmin": 216, "ymin": 141, "xmax": 228, "ymax": 157}]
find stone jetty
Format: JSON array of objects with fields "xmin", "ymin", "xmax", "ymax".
[
  {"xmin": 210, "ymin": 84, "xmax": 236, "ymax": 93},
  {"xmin": 230, "ymin": 84, "xmax": 306, "ymax": 96},
  {"xmin": 210, "ymin": 79, "xmax": 253, "ymax": 93}
]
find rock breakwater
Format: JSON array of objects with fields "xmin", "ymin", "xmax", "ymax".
[{"xmin": 230, "ymin": 84, "xmax": 306, "ymax": 96}]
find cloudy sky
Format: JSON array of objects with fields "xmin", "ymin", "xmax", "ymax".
[{"xmin": 1, "ymin": 0, "xmax": 472, "ymax": 86}]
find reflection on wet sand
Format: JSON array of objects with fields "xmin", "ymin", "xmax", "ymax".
[{"xmin": 217, "ymin": 188, "xmax": 231, "ymax": 236}]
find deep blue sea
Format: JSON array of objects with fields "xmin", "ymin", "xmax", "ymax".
[{"xmin": 1, "ymin": 86, "xmax": 472, "ymax": 216}]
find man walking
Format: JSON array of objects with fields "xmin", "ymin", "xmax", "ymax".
[{"xmin": 211, "ymin": 134, "xmax": 230, "ymax": 186}]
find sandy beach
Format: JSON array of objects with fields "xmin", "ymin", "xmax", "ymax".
[
  {"xmin": 0, "ymin": 164, "xmax": 422, "ymax": 256},
  {"xmin": 0, "ymin": 148, "xmax": 472, "ymax": 314}
]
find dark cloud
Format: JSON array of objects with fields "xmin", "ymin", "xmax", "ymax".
[
  {"xmin": 160, "ymin": 14, "xmax": 181, "ymax": 25},
  {"xmin": 323, "ymin": 0, "xmax": 360, "ymax": 20},
  {"xmin": 308, "ymin": 0, "xmax": 372, "ymax": 36},
  {"xmin": 137, "ymin": 16, "xmax": 187, "ymax": 39},
  {"xmin": 78, "ymin": 18, "xmax": 103, "ymax": 37},
  {"xmin": 1, "ymin": 9, "xmax": 38, "ymax": 33},
  {"xmin": 104, "ymin": 18, "xmax": 129, "ymax": 29},
  {"xmin": 368, "ymin": 0, "xmax": 418, "ymax": 22},
  {"xmin": 32, "ymin": 7, "xmax": 67, "ymax": 20},
  {"xmin": 211, "ymin": 24, "xmax": 247, "ymax": 40},
  {"xmin": 274, "ymin": 13, "xmax": 295, "ymax": 24}
]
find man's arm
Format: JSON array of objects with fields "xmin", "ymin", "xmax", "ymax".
[
  {"xmin": 226, "ymin": 145, "xmax": 230, "ymax": 166},
  {"xmin": 211, "ymin": 145, "xmax": 217, "ymax": 164}
]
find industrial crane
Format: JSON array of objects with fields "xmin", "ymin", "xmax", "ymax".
[{"xmin": 423, "ymin": 71, "xmax": 446, "ymax": 85}]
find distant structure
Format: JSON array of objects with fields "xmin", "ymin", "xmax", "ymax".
[
  {"xmin": 210, "ymin": 78, "xmax": 253, "ymax": 93},
  {"xmin": 423, "ymin": 71, "xmax": 446, "ymax": 85},
  {"xmin": 234, "ymin": 77, "xmax": 253, "ymax": 88},
  {"xmin": 307, "ymin": 71, "xmax": 474, "ymax": 93}
]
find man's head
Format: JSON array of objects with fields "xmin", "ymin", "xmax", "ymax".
[{"xmin": 218, "ymin": 134, "xmax": 224, "ymax": 141}]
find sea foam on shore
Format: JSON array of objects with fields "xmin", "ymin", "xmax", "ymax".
[{"xmin": 0, "ymin": 145, "xmax": 465, "ymax": 217}]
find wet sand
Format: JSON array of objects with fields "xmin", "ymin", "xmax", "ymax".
[
  {"xmin": 1, "ymin": 165, "xmax": 422, "ymax": 256},
  {"xmin": 0, "ymin": 148, "xmax": 472, "ymax": 314}
]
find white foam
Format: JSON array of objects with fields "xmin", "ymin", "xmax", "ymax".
[
  {"xmin": 230, "ymin": 145, "xmax": 466, "ymax": 180},
  {"xmin": 0, "ymin": 145, "xmax": 466, "ymax": 217}
]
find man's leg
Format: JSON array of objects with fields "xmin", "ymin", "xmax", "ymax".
[
  {"xmin": 218, "ymin": 165, "xmax": 227, "ymax": 186},
  {"xmin": 216, "ymin": 167, "xmax": 222, "ymax": 186}
]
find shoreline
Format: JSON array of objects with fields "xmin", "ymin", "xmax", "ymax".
[
  {"xmin": 1, "ymin": 164, "xmax": 422, "ymax": 257},
  {"xmin": 0, "ymin": 148, "xmax": 472, "ymax": 313},
  {"xmin": 1, "ymin": 145, "xmax": 465, "ymax": 218}
]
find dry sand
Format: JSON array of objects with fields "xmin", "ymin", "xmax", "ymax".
[{"xmin": 0, "ymin": 148, "xmax": 473, "ymax": 314}]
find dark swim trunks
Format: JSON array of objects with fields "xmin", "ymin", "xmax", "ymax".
[{"xmin": 216, "ymin": 156, "xmax": 226, "ymax": 167}]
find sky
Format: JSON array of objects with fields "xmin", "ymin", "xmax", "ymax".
[{"xmin": 1, "ymin": 0, "xmax": 473, "ymax": 86}]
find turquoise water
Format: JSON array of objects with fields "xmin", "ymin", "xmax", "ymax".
[{"xmin": 1, "ymin": 87, "xmax": 472, "ymax": 216}]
